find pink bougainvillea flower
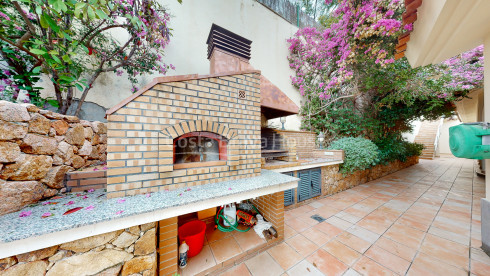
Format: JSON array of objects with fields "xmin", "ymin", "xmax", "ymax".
[
  {"xmin": 116, "ymin": 210, "xmax": 124, "ymax": 215},
  {"xmin": 19, "ymin": 211, "xmax": 31, "ymax": 218},
  {"xmin": 42, "ymin": 201, "xmax": 51, "ymax": 205},
  {"xmin": 178, "ymin": 193, "xmax": 182, "ymax": 196},
  {"xmin": 88, "ymin": 189, "xmax": 95, "ymax": 193},
  {"xmin": 228, "ymin": 188, "xmax": 232, "ymax": 190},
  {"xmin": 65, "ymin": 201, "xmax": 75, "ymax": 205},
  {"xmin": 145, "ymin": 193, "xmax": 151, "ymax": 198},
  {"xmin": 186, "ymin": 188, "xmax": 191, "ymax": 192},
  {"xmin": 82, "ymin": 195, "xmax": 88, "ymax": 199},
  {"xmin": 93, "ymin": 167, "xmax": 99, "ymax": 171},
  {"xmin": 42, "ymin": 212, "xmax": 53, "ymax": 218},
  {"xmin": 85, "ymin": 205, "xmax": 95, "ymax": 211},
  {"xmin": 102, "ymin": 166, "xmax": 108, "ymax": 170},
  {"xmin": 117, "ymin": 198, "xmax": 126, "ymax": 203}
]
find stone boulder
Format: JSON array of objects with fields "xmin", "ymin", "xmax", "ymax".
[
  {"xmin": 0, "ymin": 180, "xmax": 45, "ymax": 215},
  {"xmin": 28, "ymin": 114, "xmax": 51, "ymax": 135},
  {"xmin": 0, "ymin": 120, "xmax": 27, "ymax": 140},
  {"xmin": 89, "ymin": 144, "xmax": 106, "ymax": 160},
  {"xmin": 64, "ymin": 124, "xmax": 85, "ymax": 146},
  {"xmin": 53, "ymin": 142, "xmax": 74, "ymax": 166},
  {"xmin": 51, "ymin": 120, "xmax": 69, "ymax": 136},
  {"xmin": 112, "ymin": 232, "xmax": 138, "ymax": 248},
  {"xmin": 121, "ymin": 253, "xmax": 155, "ymax": 276},
  {"xmin": 0, "ymin": 260, "xmax": 47, "ymax": 276},
  {"xmin": 60, "ymin": 231, "xmax": 122, "ymax": 253},
  {"xmin": 20, "ymin": 134, "xmax": 58, "ymax": 155},
  {"xmin": 91, "ymin": 122, "xmax": 107, "ymax": 134},
  {"xmin": 0, "ymin": 257, "xmax": 17, "ymax": 271},
  {"xmin": 41, "ymin": 165, "xmax": 73, "ymax": 189},
  {"xmin": 0, "ymin": 142, "xmax": 21, "ymax": 163},
  {"xmin": 0, "ymin": 101, "xmax": 30, "ymax": 122},
  {"xmin": 46, "ymin": 249, "xmax": 132, "ymax": 276},
  {"xmin": 1, "ymin": 154, "xmax": 53, "ymax": 181},
  {"xmin": 70, "ymin": 155, "xmax": 85, "ymax": 169},
  {"xmin": 78, "ymin": 140, "xmax": 92, "ymax": 156},
  {"xmin": 16, "ymin": 245, "xmax": 58, "ymax": 263},
  {"xmin": 84, "ymin": 127, "xmax": 93, "ymax": 140},
  {"xmin": 134, "ymin": 228, "xmax": 156, "ymax": 256}
]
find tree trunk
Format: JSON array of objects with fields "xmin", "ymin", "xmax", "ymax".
[{"xmin": 74, "ymin": 71, "xmax": 101, "ymax": 117}]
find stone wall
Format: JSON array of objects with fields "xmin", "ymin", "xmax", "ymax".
[
  {"xmin": 0, "ymin": 222, "xmax": 156, "ymax": 276},
  {"xmin": 275, "ymin": 130, "xmax": 317, "ymax": 159},
  {"xmin": 322, "ymin": 156, "xmax": 420, "ymax": 195},
  {"xmin": 0, "ymin": 101, "xmax": 107, "ymax": 215}
]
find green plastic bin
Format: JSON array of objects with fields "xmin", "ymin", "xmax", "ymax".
[{"xmin": 449, "ymin": 123, "xmax": 490, "ymax": 159}]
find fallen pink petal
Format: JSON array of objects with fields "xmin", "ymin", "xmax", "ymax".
[
  {"xmin": 85, "ymin": 205, "xmax": 95, "ymax": 211},
  {"xmin": 228, "ymin": 188, "xmax": 232, "ymax": 190},
  {"xmin": 93, "ymin": 167, "xmax": 99, "ymax": 171},
  {"xmin": 19, "ymin": 211, "xmax": 31, "ymax": 218},
  {"xmin": 42, "ymin": 201, "xmax": 50, "ymax": 205},
  {"xmin": 41, "ymin": 212, "xmax": 52, "ymax": 218},
  {"xmin": 82, "ymin": 195, "xmax": 88, "ymax": 199},
  {"xmin": 102, "ymin": 166, "xmax": 108, "ymax": 170},
  {"xmin": 116, "ymin": 210, "xmax": 124, "ymax": 215},
  {"xmin": 117, "ymin": 198, "xmax": 126, "ymax": 203},
  {"xmin": 88, "ymin": 189, "xmax": 95, "ymax": 193},
  {"xmin": 145, "ymin": 193, "xmax": 151, "ymax": 198},
  {"xmin": 65, "ymin": 201, "xmax": 75, "ymax": 205}
]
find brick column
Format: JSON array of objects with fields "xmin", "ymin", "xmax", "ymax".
[
  {"xmin": 158, "ymin": 217, "xmax": 178, "ymax": 276},
  {"xmin": 251, "ymin": 192, "xmax": 285, "ymax": 241}
]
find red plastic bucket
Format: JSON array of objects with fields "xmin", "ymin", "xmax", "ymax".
[{"xmin": 178, "ymin": 220, "xmax": 206, "ymax": 258}]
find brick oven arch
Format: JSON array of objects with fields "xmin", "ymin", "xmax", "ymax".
[{"xmin": 158, "ymin": 120, "xmax": 239, "ymax": 172}]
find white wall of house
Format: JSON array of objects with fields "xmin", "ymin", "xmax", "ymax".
[
  {"xmin": 437, "ymin": 118, "xmax": 461, "ymax": 156},
  {"xmin": 39, "ymin": 0, "xmax": 303, "ymax": 130},
  {"xmin": 402, "ymin": 120, "xmax": 422, "ymax": 143}
]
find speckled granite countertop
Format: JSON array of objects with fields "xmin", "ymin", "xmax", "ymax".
[{"xmin": 0, "ymin": 170, "xmax": 298, "ymax": 243}]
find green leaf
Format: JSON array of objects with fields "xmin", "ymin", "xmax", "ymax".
[
  {"xmin": 95, "ymin": 9, "xmax": 107, "ymax": 19},
  {"xmin": 62, "ymin": 55, "xmax": 71, "ymax": 63},
  {"xmin": 47, "ymin": 99, "xmax": 60, "ymax": 108},
  {"xmin": 30, "ymin": 48, "xmax": 46, "ymax": 55},
  {"xmin": 75, "ymin": 83, "xmax": 84, "ymax": 91},
  {"xmin": 42, "ymin": 13, "xmax": 60, "ymax": 33},
  {"xmin": 32, "ymin": 66, "xmax": 42, "ymax": 74},
  {"xmin": 87, "ymin": 6, "xmax": 95, "ymax": 19}
]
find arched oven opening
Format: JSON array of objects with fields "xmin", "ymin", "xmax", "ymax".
[{"xmin": 173, "ymin": 131, "xmax": 228, "ymax": 169}]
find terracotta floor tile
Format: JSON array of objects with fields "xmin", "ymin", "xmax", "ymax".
[
  {"xmin": 312, "ymin": 222, "xmax": 343, "ymax": 239},
  {"xmin": 295, "ymin": 204, "xmax": 315, "ymax": 214},
  {"xmin": 284, "ymin": 225, "xmax": 297, "ymax": 240},
  {"xmin": 408, "ymin": 252, "xmax": 467, "ymax": 276},
  {"xmin": 383, "ymin": 223, "xmax": 425, "ymax": 249},
  {"xmin": 335, "ymin": 231, "xmax": 372, "ymax": 254},
  {"xmin": 343, "ymin": 205, "xmax": 373, "ymax": 218},
  {"xmin": 356, "ymin": 215, "xmax": 393, "ymax": 235},
  {"xmin": 182, "ymin": 245, "xmax": 216, "ymax": 276},
  {"xmin": 471, "ymin": 259, "xmax": 490, "ymax": 276},
  {"xmin": 285, "ymin": 217, "xmax": 311, "ymax": 233},
  {"xmin": 322, "ymin": 239, "xmax": 361, "ymax": 266},
  {"xmin": 206, "ymin": 224, "xmax": 232, "ymax": 243},
  {"xmin": 334, "ymin": 211, "xmax": 362, "ymax": 224},
  {"xmin": 286, "ymin": 233, "xmax": 319, "ymax": 257},
  {"xmin": 267, "ymin": 242, "xmax": 302, "ymax": 270},
  {"xmin": 301, "ymin": 227, "xmax": 333, "ymax": 246},
  {"xmin": 306, "ymin": 249, "xmax": 348, "ymax": 276},
  {"xmin": 352, "ymin": 256, "xmax": 395, "ymax": 276},
  {"xmin": 309, "ymin": 201, "xmax": 324, "ymax": 209},
  {"xmin": 315, "ymin": 206, "xmax": 340, "ymax": 219},
  {"xmin": 428, "ymin": 226, "xmax": 470, "ymax": 246},
  {"xmin": 209, "ymin": 235, "xmax": 243, "ymax": 264},
  {"xmin": 220, "ymin": 263, "xmax": 251, "ymax": 276},
  {"xmin": 329, "ymin": 199, "xmax": 355, "ymax": 210},
  {"xmin": 297, "ymin": 212, "xmax": 321, "ymax": 226},
  {"xmin": 245, "ymin": 252, "xmax": 284, "ymax": 276},
  {"xmin": 419, "ymin": 233, "xmax": 469, "ymax": 270},
  {"xmin": 365, "ymin": 245, "xmax": 410, "ymax": 275},
  {"xmin": 233, "ymin": 229, "xmax": 266, "ymax": 252},
  {"xmin": 346, "ymin": 225, "xmax": 380, "ymax": 244},
  {"xmin": 325, "ymin": 216, "xmax": 353, "ymax": 230},
  {"xmin": 374, "ymin": 236, "xmax": 417, "ymax": 262},
  {"xmin": 471, "ymin": 247, "xmax": 490, "ymax": 265},
  {"xmin": 287, "ymin": 260, "xmax": 325, "ymax": 276}
]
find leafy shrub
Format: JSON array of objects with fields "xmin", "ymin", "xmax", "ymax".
[
  {"xmin": 375, "ymin": 135, "xmax": 424, "ymax": 164},
  {"xmin": 329, "ymin": 137, "xmax": 379, "ymax": 174}
]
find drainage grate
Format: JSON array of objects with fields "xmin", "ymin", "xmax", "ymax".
[{"xmin": 310, "ymin": 214, "xmax": 326, "ymax": 223}]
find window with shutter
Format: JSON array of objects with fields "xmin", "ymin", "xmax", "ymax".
[
  {"xmin": 311, "ymin": 168, "xmax": 322, "ymax": 197},
  {"xmin": 298, "ymin": 170, "xmax": 311, "ymax": 202},
  {"xmin": 282, "ymin": 172, "xmax": 295, "ymax": 206}
]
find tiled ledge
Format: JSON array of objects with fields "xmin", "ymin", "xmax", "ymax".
[
  {"xmin": 0, "ymin": 170, "xmax": 298, "ymax": 259},
  {"xmin": 271, "ymin": 159, "xmax": 343, "ymax": 173}
]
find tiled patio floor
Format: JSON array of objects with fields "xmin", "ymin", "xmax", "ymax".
[{"xmin": 219, "ymin": 157, "xmax": 490, "ymax": 275}]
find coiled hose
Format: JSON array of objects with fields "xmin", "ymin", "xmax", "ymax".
[{"xmin": 215, "ymin": 202, "xmax": 260, "ymax": 233}]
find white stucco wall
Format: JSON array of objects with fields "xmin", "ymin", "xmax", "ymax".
[
  {"xmin": 40, "ymin": 0, "xmax": 303, "ymax": 130},
  {"xmin": 437, "ymin": 118, "xmax": 461, "ymax": 155},
  {"xmin": 402, "ymin": 120, "xmax": 422, "ymax": 142}
]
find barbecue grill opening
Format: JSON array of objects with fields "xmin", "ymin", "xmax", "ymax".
[{"xmin": 174, "ymin": 132, "xmax": 228, "ymax": 169}]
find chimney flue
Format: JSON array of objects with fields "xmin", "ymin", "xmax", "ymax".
[{"xmin": 206, "ymin": 24, "xmax": 253, "ymax": 74}]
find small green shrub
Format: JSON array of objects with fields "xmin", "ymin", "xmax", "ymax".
[
  {"xmin": 375, "ymin": 135, "xmax": 424, "ymax": 164},
  {"xmin": 328, "ymin": 137, "xmax": 379, "ymax": 174}
]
